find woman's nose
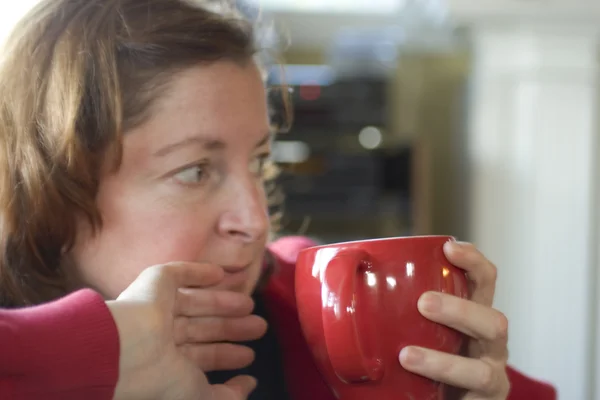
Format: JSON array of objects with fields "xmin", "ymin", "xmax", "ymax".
[{"xmin": 217, "ymin": 182, "xmax": 269, "ymax": 243}]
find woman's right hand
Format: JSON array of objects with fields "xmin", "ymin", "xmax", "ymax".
[{"xmin": 109, "ymin": 262, "xmax": 267, "ymax": 400}]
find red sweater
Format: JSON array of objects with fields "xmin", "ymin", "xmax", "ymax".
[
  {"xmin": 265, "ymin": 236, "xmax": 558, "ymax": 400},
  {"xmin": 0, "ymin": 289, "xmax": 119, "ymax": 400},
  {"xmin": 0, "ymin": 237, "xmax": 557, "ymax": 400}
]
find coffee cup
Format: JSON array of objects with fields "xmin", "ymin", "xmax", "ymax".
[{"xmin": 295, "ymin": 235, "xmax": 469, "ymax": 399}]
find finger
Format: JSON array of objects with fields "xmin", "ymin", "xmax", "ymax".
[
  {"xmin": 443, "ymin": 241, "xmax": 496, "ymax": 286},
  {"xmin": 175, "ymin": 289, "xmax": 255, "ymax": 317},
  {"xmin": 418, "ymin": 292, "xmax": 508, "ymax": 358},
  {"xmin": 399, "ymin": 346, "xmax": 509, "ymax": 395},
  {"xmin": 159, "ymin": 262, "xmax": 226, "ymax": 289},
  {"xmin": 444, "ymin": 241, "xmax": 497, "ymax": 305},
  {"xmin": 181, "ymin": 343, "xmax": 256, "ymax": 372},
  {"xmin": 212, "ymin": 375, "xmax": 257, "ymax": 400},
  {"xmin": 174, "ymin": 315, "xmax": 268, "ymax": 345}
]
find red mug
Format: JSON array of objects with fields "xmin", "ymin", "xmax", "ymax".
[{"xmin": 295, "ymin": 235, "xmax": 470, "ymax": 399}]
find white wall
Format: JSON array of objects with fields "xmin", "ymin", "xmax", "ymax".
[{"xmin": 465, "ymin": 23, "xmax": 600, "ymax": 400}]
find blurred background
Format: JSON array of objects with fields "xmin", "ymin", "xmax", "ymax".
[
  {"xmin": 3, "ymin": 0, "xmax": 600, "ymax": 398},
  {"xmin": 251, "ymin": 1, "xmax": 600, "ymax": 399}
]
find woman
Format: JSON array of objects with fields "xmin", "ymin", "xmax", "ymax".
[
  {"xmin": 1, "ymin": 262, "xmax": 261, "ymax": 400},
  {"xmin": 0, "ymin": 0, "xmax": 554, "ymax": 399}
]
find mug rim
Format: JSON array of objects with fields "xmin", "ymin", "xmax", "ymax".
[{"xmin": 301, "ymin": 235, "xmax": 455, "ymax": 252}]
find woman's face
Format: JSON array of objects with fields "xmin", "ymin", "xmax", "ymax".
[{"xmin": 69, "ymin": 61, "xmax": 271, "ymax": 298}]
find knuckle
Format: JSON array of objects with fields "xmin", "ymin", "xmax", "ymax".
[
  {"xmin": 494, "ymin": 312, "xmax": 509, "ymax": 342},
  {"xmin": 476, "ymin": 363, "xmax": 497, "ymax": 393},
  {"xmin": 463, "ymin": 247, "xmax": 488, "ymax": 272},
  {"xmin": 150, "ymin": 262, "xmax": 180, "ymax": 284},
  {"xmin": 154, "ymin": 262, "xmax": 173, "ymax": 275}
]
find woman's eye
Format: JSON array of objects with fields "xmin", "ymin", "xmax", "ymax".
[
  {"xmin": 173, "ymin": 164, "xmax": 208, "ymax": 185},
  {"xmin": 250, "ymin": 154, "xmax": 270, "ymax": 177}
]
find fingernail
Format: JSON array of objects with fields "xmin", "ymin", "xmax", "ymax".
[
  {"xmin": 400, "ymin": 347, "xmax": 424, "ymax": 366},
  {"xmin": 443, "ymin": 241, "xmax": 455, "ymax": 253},
  {"xmin": 419, "ymin": 292, "xmax": 442, "ymax": 313},
  {"xmin": 445, "ymin": 240, "xmax": 465, "ymax": 250}
]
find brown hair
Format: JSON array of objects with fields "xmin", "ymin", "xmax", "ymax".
[{"xmin": 0, "ymin": 0, "xmax": 288, "ymax": 307}]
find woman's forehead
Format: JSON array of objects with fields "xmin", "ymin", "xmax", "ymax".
[{"xmin": 123, "ymin": 62, "xmax": 270, "ymax": 157}]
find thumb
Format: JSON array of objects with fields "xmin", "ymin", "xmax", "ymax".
[{"xmin": 211, "ymin": 375, "xmax": 257, "ymax": 400}]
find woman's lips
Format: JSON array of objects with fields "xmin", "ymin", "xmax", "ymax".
[
  {"xmin": 219, "ymin": 264, "xmax": 252, "ymax": 288},
  {"xmin": 221, "ymin": 264, "xmax": 251, "ymax": 274}
]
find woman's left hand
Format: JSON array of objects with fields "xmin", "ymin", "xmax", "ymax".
[{"xmin": 399, "ymin": 241, "xmax": 510, "ymax": 399}]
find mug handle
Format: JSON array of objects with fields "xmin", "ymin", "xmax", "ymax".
[{"xmin": 321, "ymin": 248, "xmax": 384, "ymax": 384}]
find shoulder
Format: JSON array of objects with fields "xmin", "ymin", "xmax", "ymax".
[
  {"xmin": 267, "ymin": 235, "xmax": 320, "ymax": 267},
  {"xmin": 262, "ymin": 236, "xmax": 319, "ymax": 301}
]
